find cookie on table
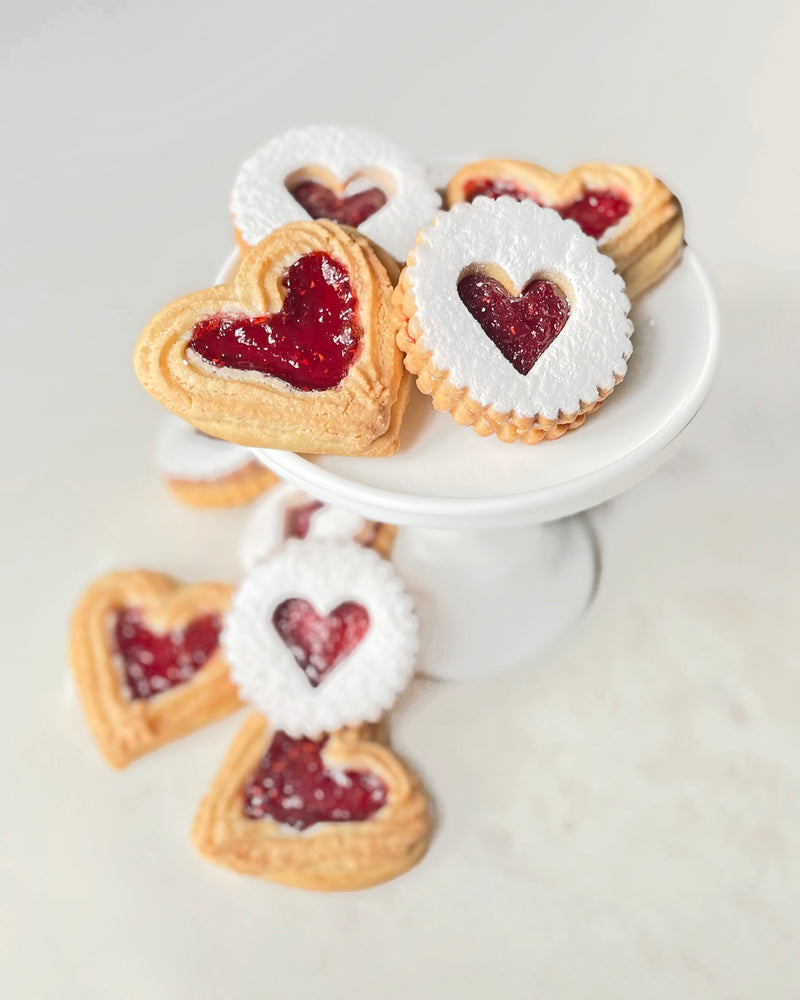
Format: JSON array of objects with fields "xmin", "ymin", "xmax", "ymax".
[
  {"xmin": 223, "ymin": 539, "xmax": 418, "ymax": 737},
  {"xmin": 70, "ymin": 570, "xmax": 242, "ymax": 768},
  {"xmin": 445, "ymin": 159, "xmax": 684, "ymax": 299},
  {"xmin": 231, "ymin": 124, "xmax": 441, "ymax": 262},
  {"xmin": 240, "ymin": 481, "xmax": 396, "ymax": 571},
  {"xmin": 192, "ymin": 714, "xmax": 431, "ymax": 891},
  {"xmin": 394, "ymin": 198, "xmax": 633, "ymax": 444},
  {"xmin": 134, "ymin": 220, "xmax": 410, "ymax": 457},
  {"xmin": 155, "ymin": 416, "xmax": 277, "ymax": 508}
]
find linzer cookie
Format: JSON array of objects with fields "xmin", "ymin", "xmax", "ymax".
[
  {"xmin": 223, "ymin": 540, "xmax": 418, "ymax": 738},
  {"xmin": 192, "ymin": 714, "xmax": 431, "ymax": 891},
  {"xmin": 134, "ymin": 220, "xmax": 410, "ymax": 456},
  {"xmin": 155, "ymin": 416, "xmax": 278, "ymax": 508},
  {"xmin": 446, "ymin": 160, "xmax": 684, "ymax": 299},
  {"xmin": 70, "ymin": 571, "xmax": 242, "ymax": 768},
  {"xmin": 240, "ymin": 481, "xmax": 396, "ymax": 571},
  {"xmin": 394, "ymin": 198, "xmax": 633, "ymax": 444},
  {"xmin": 231, "ymin": 125, "xmax": 441, "ymax": 262}
]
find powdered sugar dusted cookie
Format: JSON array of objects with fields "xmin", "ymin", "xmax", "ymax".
[
  {"xmin": 394, "ymin": 198, "xmax": 633, "ymax": 444},
  {"xmin": 192, "ymin": 713, "xmax": 431, "ymax": 891},
  {"xmin": 240, "ymin": 482, "xmax": 395, "ymax": 571},
  {"xmin": 231, "ymin": 126, "xmax": 441, "ymax": 262},
  {"xmin": 224, "ymin": 540, "xmax": 417, "ymax": 737},
  {"xmin": 155, "ymin": 416, "xmax": 277, "ymax": 508},
  {"xmin": 446, "ymin": 160, "xmax": 684, "ymax": 300}
]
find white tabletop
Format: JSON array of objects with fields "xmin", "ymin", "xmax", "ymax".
[{"xmin": 2, "ymin": 2, "xmax": 799, "ymax": 997}]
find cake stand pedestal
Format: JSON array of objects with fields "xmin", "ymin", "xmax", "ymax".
[{"xmin": 245, "ymin": 250, "xmax": 718, "ymax": 681}]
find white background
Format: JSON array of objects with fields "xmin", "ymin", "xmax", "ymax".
[{"xmin": 2, "ymin": 1, "xmax": 798, "ymax": 997}]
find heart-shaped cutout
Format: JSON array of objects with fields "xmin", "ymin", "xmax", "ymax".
[
  {"xmin": 115, "ymin": 608, "xmax": 222, "ymax": 700},
  {"xmin": 189, "ymin": 252, "xmax": 359, "ymax": 392},
  {"xmin": 287, "ymin": 176, "xmax": 388, "ymax": 228},
  {"xmin": 457, "ymin": 269, "xmax": 570, "ymax": 375},
  {"xmin": 243, "ymin": 728, "xmax": 386, "ymax": 830},
  {"xmin": 272, "ymin": 597, "xmax": 370, "ymax": 687},
  {"xmin": 192, "ymin": 714, "xmax": 432, "ymax": 890}
]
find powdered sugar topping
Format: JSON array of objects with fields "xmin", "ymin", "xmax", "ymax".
[
  {"xmin": 406, "ymin": 198, "xmax": 633, "ymax": 419},
  {"xmin": 224, "ymin": 540, "xmax": 418, "ymax": 736},
  {"xmin": 231, "ymin": 125, "xmax": 441, "ymax": 261}
]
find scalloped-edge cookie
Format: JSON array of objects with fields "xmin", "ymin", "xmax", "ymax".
[
  {"xmin": 231, "ymin": 125, "xmax": 441, "ymax": 262},
  {"xmin": 445, "ymin": 159, "xmax": 684, "ymax": 300},
  {"xmin": 394, "ymin": 198, "xmax": 633, "ymax": 445},
  {"xmin": 134, "ymin": 220, "xmax": 410, "ymax": 457},
  {"xmin": 192, "ymin": 713, "xmax": 431, "ymax": 891},
  {"xmin": 240, "ymin": 481, "xmax": 396, "ymax": 571},
  {"xmin": 224, "ymin": 540, "xmax": 418, "ymax": 738},
  {"xmin": 155, "ymin": 416, "xmax": 278, "ymax": 509},
  {"xmin": 70, "ymin": 570, "xmax": 242, "ymax": 768}
]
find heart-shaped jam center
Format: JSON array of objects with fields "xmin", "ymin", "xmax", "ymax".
[
  {"xmin": 188, "ymin": 252, "xmax": 360, "ymax": 392},
  {"xmin": 113, "ymin": 608, "xmax": 222, "ymax": 701},
  {"xmin": 243, "ymin": 730, "xmax": 387, "ymax": 830},
  {"xmin": 287, "ymin": 177, "xmax": 388, "ymax": 227},
  {"xmin": 285, "ymin": 500, "xmax": 324, "ymax": 540},
  {"xmin": 457, "ymin": 271, "xmax": 570, "ymax": 375},
  {"xmin": 463, "ymin": 177, "xmax": 631, "ymax": 239},
  {"xmin": 273, "ymin": 598, "xmax": 370, "ymax": 687}
]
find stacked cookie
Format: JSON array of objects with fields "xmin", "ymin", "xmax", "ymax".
[{"xmin": 70, "ymin": 125, "xmax": 686, "ymax": 891}]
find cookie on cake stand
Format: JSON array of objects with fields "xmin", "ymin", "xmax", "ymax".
[{"xmin": 215, "ymin": 162, "xmax": 719, "ymax": 682}]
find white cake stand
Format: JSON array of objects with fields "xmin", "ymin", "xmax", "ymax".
[{"xmin": 216, "ymin": 245, "xmax": 719, "ymax": 681}]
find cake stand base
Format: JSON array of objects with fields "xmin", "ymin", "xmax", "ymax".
[{"xmin": 391, "ymin": 516, "xmax": 597, "ymax": 681}]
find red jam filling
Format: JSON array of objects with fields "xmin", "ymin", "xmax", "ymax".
[
  {"xmin": 243, "ymin": 730, "xmax": 387, "ymax": 831},
  {"xmin": 272, "ymin": 598, "xmax": 370, "ymax": 687},
  {"xmin": 113, "ymin": 608, "xmax": 222, "ymax": 701},
  {"xmin": 288, "ymin": 177, "xmax": 388, "ymax": 227},
  {"xmin": 285, "ymin": 499, "xmax": 324, "ymax": 540},
  {"xmin": 188, "ymin": 252, "xmax": 361, "ymax": 392},
  {"xmin": 457, "ymin": 272, "xmax": 570, "ymax": 376},
  {"xmin": 463, "ymin": 177, "xmax": 631, "ymax": 239}
]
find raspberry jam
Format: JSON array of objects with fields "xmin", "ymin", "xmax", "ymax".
[
  {"xmin": 288, "ymin": 178, "xmax": 388, "ymax": 227},
  {"xmin": 457, "ymin": 272, "xmax": 570, "ymax": 376},
  {"xmin": 113, "ymin": 608, "xmax": 222, "ymax": 701},
  {"xmin": 243, "ymin": 730, "xmax": 387, "ymax": 831},
  {"xmin": 272, "ymin": 598, "xmax": 370, "ymax": 687},
  {"xmin": 188, "ymin": 252, "xmax": 361, "ymax": 392},
  {"xmin": 285, "ymin": 500, "xmax": 324, "ymax": 540},
  {"xmin": 463, "ymin": 177, "xmax": 631, "ymax": 239}
]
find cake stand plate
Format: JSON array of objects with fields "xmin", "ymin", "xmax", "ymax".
[{"xmin": 226, "ymin": 247, "xmax": 718, "ymax": 680}]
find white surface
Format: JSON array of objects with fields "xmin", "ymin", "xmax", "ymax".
[
  {"xmin": 2, "ymin": 2, "xmax": 800, "ymax": 999},
  {"xmin": 257, "ymin": 250, "xmax": 717, "ymax": 527}
]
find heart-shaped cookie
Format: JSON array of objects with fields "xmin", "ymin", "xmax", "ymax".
[
  {"xmin": 224, "ymin": 540, "xmax": 418, "ymax": 737},
  {"xmin": 395, "ymin": 198, "xmax": 633, "ymax": 444},
  {"xmin": 445, "ymin": 160, "xmax": 684, "ymax": 300},
  {"xmin": 70, "ymin": 570, "xmax": 242, "ymax": 768},
  {"xmin": 134, "ymin": 220, "xmax": 410, "ymax": 457},
  {"xmin": 155, "ymin": 416, "xmax": 278, "ymax": 508},
  {"xmin": 231, "ymin": 125, "xmax": 441, "ymax": 262},
  {"xmin": 192, "ymin": 714, "xmax": 431, "ymax": 891},
  {"xmin": 240, "ymin": 482, "xmax": 396, "ymax": 572}
]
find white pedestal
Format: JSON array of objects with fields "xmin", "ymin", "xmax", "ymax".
[{"xmin": 218, "ymin": 240, "xmax": 718, "ymax": 680}]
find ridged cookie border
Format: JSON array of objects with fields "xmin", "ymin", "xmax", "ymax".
[{"xmin": 192, "ymin": 714, "xmax": 431, "ymax": 891}]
